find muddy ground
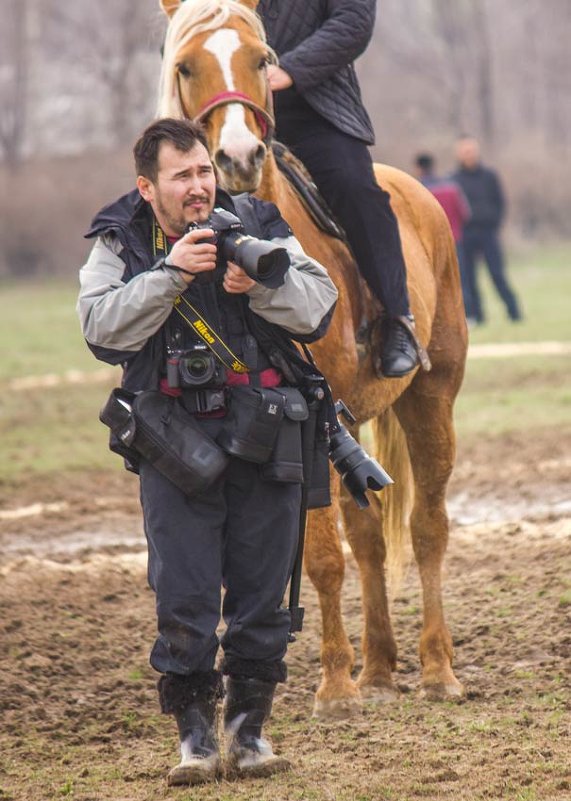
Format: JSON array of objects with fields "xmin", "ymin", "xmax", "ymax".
[{"xmin": 0, "ymin": 430, "xmax": 570, "ymax": 801}]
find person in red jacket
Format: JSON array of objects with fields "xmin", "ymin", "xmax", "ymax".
[{"xmin": 414, "ymin": 153, "xmax": 471, "ymax": 247}]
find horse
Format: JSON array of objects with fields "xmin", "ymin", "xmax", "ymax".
[{"xmin": 157, "ymin": 0, "xmax": 468, "ymax": 719}]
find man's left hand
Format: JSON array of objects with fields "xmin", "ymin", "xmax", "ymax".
[{"xmin": 223, "ymin": 262, "xmax": 257, "ymax": 294}]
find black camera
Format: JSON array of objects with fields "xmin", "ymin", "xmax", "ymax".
[
  {"xmin": 329, "ymin": 401, "xmax": 393, "ymax": 509},
  {"xmin": 187, "ymin": 207, "xmax": 290, "ymax": 288},
  {"xmin": 166, "ymin": 343, "xmax": 225, "ymax": 390}
]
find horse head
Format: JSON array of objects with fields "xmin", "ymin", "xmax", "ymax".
[{"xmin": 158, "ymin": 0, "xmax": 274, "ymax": 194}]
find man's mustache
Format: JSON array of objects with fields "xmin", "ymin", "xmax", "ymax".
[{"xmin": 183, "ymin": 195, "xmax": 210, "ymax": 206}]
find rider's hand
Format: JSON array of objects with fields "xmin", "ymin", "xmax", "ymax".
[
  {"xmin": 167, "ymin": 227, "xmax": 217, "ymax": 284},
  {"xmin": 223, "ymin": 261, "xmax": 256, "ymax": 294},
  {"xmin": 267, "ymin": 64, "xmax": 293, "ymax": 91}
]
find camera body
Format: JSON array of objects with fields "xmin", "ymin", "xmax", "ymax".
[
  {"xmin": 166, "ymin": 343, "xmax": 225, "ymax": 390},
  {"xmin": 187, "ymin": 207, "xmax": 290, "ymax": 288}
]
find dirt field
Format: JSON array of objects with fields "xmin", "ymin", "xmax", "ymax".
[{"xmin": 1, "ymin": 429, "xmax": 570, "ymax": 801}]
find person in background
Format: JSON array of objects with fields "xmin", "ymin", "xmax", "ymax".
[
  {"xmin": 452, "ymin": 135, "xmax": 522, "ymax": 325},
  {"xmin": 258, "ymin": 0, "xmax": 422, "ymax": 378},
  {"xmin": 414, "ymin": 152, "xmax": 471, "ymax": 314}
]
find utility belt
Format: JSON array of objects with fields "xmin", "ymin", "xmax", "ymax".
[{"xmin": 100, "ymin": 383, "xmax": 316, "ymax": 498}]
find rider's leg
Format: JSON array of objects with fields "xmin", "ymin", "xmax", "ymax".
[{"xmin": 277, "ymin": 117, "xmax": 419, "ymax": 377}]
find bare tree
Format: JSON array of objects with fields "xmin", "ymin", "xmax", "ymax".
[
  {"xmin": 42, "ymin": 0, "xmax": 162, "ymax": 144},
  {"xmin": 0, "ymin": 0, "xmax": 29, "ymax": 167}
]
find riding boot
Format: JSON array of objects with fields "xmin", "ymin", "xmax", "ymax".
[
  {"xmin": 224, "ymin": 677, "xmax": 291, "ymax": 778},
  {"xmin": 377, "ymin": 314, "xmax": 422, "ymax": 378},
  {"xmin": 158, "ymin": 671, "xmax": 223, "ymax": 786}
]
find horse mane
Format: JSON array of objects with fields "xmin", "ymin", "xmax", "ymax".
[{"xmin": 157, "ymin": 0, "xmax": 272, "ymax": 118}]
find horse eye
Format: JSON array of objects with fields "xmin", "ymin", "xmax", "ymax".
[
  {"xmin": 258, "ymin": 56, "xmax": 269, "ymax": 70},
  {"xmin": 177, "ymin": 62, "xmax": 191, "ymax": 78}
]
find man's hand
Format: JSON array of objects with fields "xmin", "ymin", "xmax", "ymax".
[
  {"xmin": 223, "ymin": 262, "xmax": 256, "ymax": 294},
  {"xmin": 267, "ymin": 64, "xmax": 293, "ymax": 91},
  {"xmin": 167, "ymin": 227, "xmax": 217, "ymax": 284}
]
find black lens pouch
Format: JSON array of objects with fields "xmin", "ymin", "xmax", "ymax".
[
  {"xmin": 260, "ymin": 387, "xmax": 309, "ymax": 483},
  {"xmin": 216, "ymin": 385, "xmax": 286, "ymax": 463},
  {"xmin": 100, "ymin": 388, "xmax": 228, "ymax": 497}
]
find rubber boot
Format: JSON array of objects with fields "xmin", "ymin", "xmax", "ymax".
[
  {"xmin": 158, "ymin": 672, "xmax": 222, "ymax": 786},
  {"xmin": 224, "ymin": 677, "xmax": 291, "ymax": 778}
]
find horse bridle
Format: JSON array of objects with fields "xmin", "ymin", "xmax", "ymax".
[{"xmin": 177, "ymin": 73, "xmax": 276, "ymax": 146}]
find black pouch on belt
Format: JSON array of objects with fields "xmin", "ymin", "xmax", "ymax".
[
  {"xmin": 216, "ymin": 385, "xmax": 286, "ymax": 463},
  {"xmin": 260, "ymin": 387, "xmax": 309, "ymax": 483},
  {"xmin": 100, "ymin": 388, "xmax": 229, "ymax": 496}
]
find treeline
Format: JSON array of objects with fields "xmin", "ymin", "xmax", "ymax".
[{"xmin": 1, "ymin": 0, "xmax": 570, "ymax": 276}]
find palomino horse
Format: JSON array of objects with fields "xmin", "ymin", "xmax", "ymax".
[{"xmin": 158, "ymin": 0, "xmax": 468, "ymax": 718}]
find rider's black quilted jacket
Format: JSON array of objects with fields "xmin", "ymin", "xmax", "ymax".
[{"xmin": 257, "ymin": 0, "xmax": 376, "ymax": 144}]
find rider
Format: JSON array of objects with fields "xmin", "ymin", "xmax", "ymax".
[{"xmin": 258, "ymin": 0, "xmax": 421, "ymax": 378}]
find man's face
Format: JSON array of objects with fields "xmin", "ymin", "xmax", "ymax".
[
  {"xmin": 456, "ymin": 138, "xmax": 480, "ymax": 169},
  {"xmin": 137, "ymin": 141, "xmax": 216, "ymax": 236}
]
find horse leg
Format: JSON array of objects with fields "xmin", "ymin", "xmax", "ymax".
[
  {"xmin": 394, "ymin": 386, "xmax": 464, "ymax": 698},
  {"xmin": 304, "ymin": 497, "xmax": 362, "ymax": 719},
  {"xmin": 340, "ymin": 486, "xmax": 399, "ymax": 701}
]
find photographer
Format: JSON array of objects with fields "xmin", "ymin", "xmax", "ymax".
[{"xmin": 77, "ymin": 118, "xmax": 337, "ymax": 785}]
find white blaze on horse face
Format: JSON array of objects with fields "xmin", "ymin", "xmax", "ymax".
[{"xmin": 203, "ymin": 28, "xmax": 262, "ymax": 171}]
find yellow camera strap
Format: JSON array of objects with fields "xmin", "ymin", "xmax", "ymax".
[{"xmin": 153, "ymin": 218, "xmax": 250, "ymax": 375}]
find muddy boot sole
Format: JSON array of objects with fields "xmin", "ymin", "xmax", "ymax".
[
  {"xmin": 167, "ymin": 756, "xmax": 220, "ymax": 786},
  {"xmin": 228, "ymin": 753, "xmax": 291, "ymax": 779}
]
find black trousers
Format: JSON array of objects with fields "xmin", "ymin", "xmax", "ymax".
[
  {"xmin": 460, "ymin": 227, "xmax": 522, "ymax": 323},
  {"xmin": 139, "ymin": 418, "xmax": 301, "ymax": 678},
  {"xmin": 275, "ymin": 114, "xmax": 410, "ymax": 316}
]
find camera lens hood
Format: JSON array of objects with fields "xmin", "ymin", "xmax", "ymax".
[{"xmin": 329, "ymin": 425, "xmax": 393, "ymax": 509}]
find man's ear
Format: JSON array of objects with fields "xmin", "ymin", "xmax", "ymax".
[
  {"xmin": 136, "ymin": 175, "xmax": 154, "ymax": 203},
  {"xmin": 159, "ymin": 0, "xmax": 182, "ymax": 18}
]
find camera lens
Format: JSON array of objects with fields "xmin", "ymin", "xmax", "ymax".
[{"xmin": 179, "ymin": 352, "xmax": 216, "ymax": 387}]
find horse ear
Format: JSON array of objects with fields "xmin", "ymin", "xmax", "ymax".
[{"xmin": 159, "ymin": 0, "xmax": 182, "ymax": 17}]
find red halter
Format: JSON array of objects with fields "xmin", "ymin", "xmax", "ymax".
[{"xmin": 192, "ymin": 90, "xmax": 275, "ymax": 145}]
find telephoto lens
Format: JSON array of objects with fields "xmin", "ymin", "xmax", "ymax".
[
  {"xmin": 219, "ymin": 235, "xmax": 290, "ymax": 288},
  {"xmin": 329, "ymin": 424, "xmax": 393, "ymax": 509}
]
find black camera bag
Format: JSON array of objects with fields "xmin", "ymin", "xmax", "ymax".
[
  {"xmin": 100, "ymin": 388, "xmax": 229, "ymax": 496},
  {"xmin": 216, "ymin": 385, "xmax": 286, "ymax": 463},
  {"xmin": 260, "ymin": 387, "xmax": 309, "ymax": 483}
]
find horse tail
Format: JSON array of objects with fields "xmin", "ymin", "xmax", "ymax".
[{"xmin": 371, "ymin": 408, "xmax": 414, "ymax": 597}]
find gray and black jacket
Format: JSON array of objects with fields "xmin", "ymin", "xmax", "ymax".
[
  {"xmin": 258, "ymin": 0, "xmax": 376, "ymax": 143},
  {"xmin": 77, "ymin": 188, "xmax": 338, "ymax": 392}
]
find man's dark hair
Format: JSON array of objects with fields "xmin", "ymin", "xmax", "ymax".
[
  {"xmin": 133, "ymin": 118, "xmax": 209, "ymax": 182},
  {"xmin": 415, "ymin": 153, "xmax": 434, "ymax": 172}
]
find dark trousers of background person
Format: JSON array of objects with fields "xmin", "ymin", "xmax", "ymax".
[
  {"xmin": 460, "ymin": 227, "xmax": 522, "ymax": 323},
  {"xmin": 275, "ymin": 115, "xmax": 410, "ymax": 317},
  {"xmin": 139, "ymin": 417, "xmax": 300, "ymax": 678}
]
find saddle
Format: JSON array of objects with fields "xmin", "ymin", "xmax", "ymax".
[{"xmin": 272, "ymin": 141, "xmax": 348, "ymax": 245}]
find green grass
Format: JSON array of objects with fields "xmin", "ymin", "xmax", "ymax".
[
  {"xmin": 453, "ymin": 242, "xmax": 571, "ymax": 439},
  {"xmin": 467, "ymin": 242, "xmax": 571, "ymax": 344},
  {"xmin": 0, "ymin": 243, "xmax": 570, "ymax": 479},
  {"xmin": 0, "ymin": 279, "xmax": 97, "ymax": 380}
]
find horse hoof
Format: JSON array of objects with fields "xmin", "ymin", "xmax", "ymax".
[
  {"xmin": 358, "ymin": 683, "xmax": 400, "ymax": 704},
  {"xmin": 420, "ymin": 680, "xmax": 465, "ymax": 701},
  {"xmin": 312, "ymin": 695, "xmax": 363, "ymax": 720}
]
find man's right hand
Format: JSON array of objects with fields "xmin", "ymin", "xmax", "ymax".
[
  {"xmin": 167, "ymin": 227, "xmax": 217, "ymax": 284},
  {"xmin": 267, "ymin": 64, "xmax": 293, "ymax": 91}
]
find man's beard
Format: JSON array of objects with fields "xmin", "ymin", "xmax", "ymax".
[{"xmin": 155, "ymin": 193, "xmax": 212, "ymax": 236}]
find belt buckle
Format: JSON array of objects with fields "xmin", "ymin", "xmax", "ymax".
[{"xmin": 195, "ymin": 388, "xmax": 226, "ymax": 413}]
